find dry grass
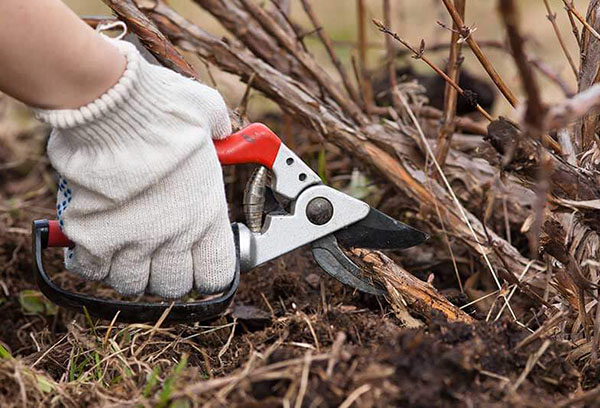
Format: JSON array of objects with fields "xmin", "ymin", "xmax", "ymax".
[{"xmin": 2, "ymin": 0, "xmax": 600, "ymax": 406}]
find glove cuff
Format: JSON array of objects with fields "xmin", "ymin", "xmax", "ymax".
[{"xmin": 32, "ymin": 38, "xmax": 144, "ymax": 130}]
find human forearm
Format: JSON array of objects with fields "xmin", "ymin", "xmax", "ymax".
[{"xmin": 0, "ymin": 0, "xmax": 125, "ymax": 109}]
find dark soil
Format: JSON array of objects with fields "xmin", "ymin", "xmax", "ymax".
[{"xmin": 0, "ymin": 100, "xmax": 584, "ymax": 407}]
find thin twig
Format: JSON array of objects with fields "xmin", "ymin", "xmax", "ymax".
[
  {"xmin": 530, "ymin": 58, "xmax": 575, "ymax": 97},
  {"xmin": 499, "ymin": 0, "xmax": 553, "ymax": 255},
  {"xmin": 357, "ymin": 0, "xmax": 375, "ymax": 112},
  {"xmin": 435, "ymin": 0, "xmax": 465, "ymax": 168},
  {"xmin": 430, "ymin": 178, "xmax": 464, "ymax": 293},
  {"xmin": 300, "ymin": 0, "xmax": 359, "ymax": 102},
  {"xmin": 395, "ymin": 38, "xmax": 507, "ymax": 55},
  {"xmin": 543, "ymin": 0, "xmax": 578, "ymax": 77},
  {"xmin": 460, "ymin": 288, "xmax": 502, "ymax": 309},
  {"xmin": 269, "ymin": 0, "xmax": 306, "ymax": 51},
  {"xmin": 294, "ymin": 351, "xmax": 312, "ymax": 408},
  {"xmin": 441, "ymin": 0, "xmax": 519, "ymax": 107},
  {"xmin": 499, "ymin": 0, "xmax": 545, "ymax": 131},
  {"xmin": 395, "ymin": 91, "xmax": 518, "ymax": 323},
  {"xmin": 509, "ymin": 339, "xmax": 551, "ymax": 393},
  {"xmin": 237, "ymin": 0, "xmax": 367, "ymax": 124},
  {"xmin": 563, "ymin": 0, "xmax": 600, "ymax": 42},
  {"xmin": 382, "ymin": 0, "xmax": 405, "ymax": 115},
  {"xmin": 339, "ymin": 384, "xmax": 372, "ymax": 408},
  {"xmin": 372, "ymin": 19, "xmax": 493, "ymax": 121},
  {"xmin": 515, "ymin": 311, "xmax": 565, "ymax": 350},
  {"xmin": 419, "ymin": 106, "xmax": 488, "ymax": 134},
  {"xmin": 566, "ymin": 8, "xmax": 581, "ymax": 46}
]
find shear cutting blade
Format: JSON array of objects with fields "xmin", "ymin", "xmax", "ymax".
[{"xmin": 334, "ymin": 207, "xmax": 428, "ymax": 250}]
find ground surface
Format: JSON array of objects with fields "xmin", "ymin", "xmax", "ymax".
[
  {"xmin": 0, "ymin": 98, "xmax": 587, "ymax": 407},
  {"xmin": 0, "ymin": 0, "xmax": 596, "ymax": 404}
]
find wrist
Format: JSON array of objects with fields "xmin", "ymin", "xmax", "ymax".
[{"xmin": 32, "ymin": 38, "xmax": 142, "ymax": 131}]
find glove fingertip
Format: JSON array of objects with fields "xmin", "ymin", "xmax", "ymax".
[
  {"xmin": 66, "ymin": 247, "xmax": 110, "ymax": 282},
  {"xmin": 210, "ymin": 115, "xmax": 232, "ymax": 140},
  {"xmin": 192, "ymin": 227, "xmax": 236, "ymax": 294}
]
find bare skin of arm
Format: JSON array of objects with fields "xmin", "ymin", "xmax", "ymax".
[{"xmin": 0, "ymin": 0, "xmax": 126, "ymax": 109}]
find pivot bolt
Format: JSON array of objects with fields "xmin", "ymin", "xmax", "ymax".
[{"xmin": 306, "ymin": 197, "xmax": 333, "ymax": 225}]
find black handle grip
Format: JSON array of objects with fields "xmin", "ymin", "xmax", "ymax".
[{"xmin": 31, "ymin": 220, "xmax": 239, "ymax": 323}]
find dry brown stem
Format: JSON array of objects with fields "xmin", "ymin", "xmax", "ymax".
[
  {"xmin": 299, "ymin": 0, "xmax": 359, "ymax": 102},
  {"xmin": 542, "ymin": 0, "xmax": 578, "ymax": 77},
  {"xmin": 351, "ymin": 248, "xmax": 475, "ymax": 324},
  {"xmin": 566, "ymin": 7, "xmax": 582, "ymax": 45},
  {"xmin": 434, "ymin": 0, "xmax": 465, "ymax": 168},
  {"xmin": 563, "ymin": 0, "xmax": 600, "ymax": 42},
  {"xmin": 101, "ymin": 0, "xmax": 199, "ymax": 79},
  {"xmin": 545, "ymin": 83, "xmax": 600, "ymax": 130},
  {"xmin": 419, "ymin": 106, "xmax": 487, "ymax": 135},
  {"xmin": 394, "ymin": 39, "xmax": 507, "ymax": 56},
  {"xmin": 530, "ymin": 58, "xmax": 575, "ymax": 97},
  {"xmin": 499, "ymin": 0, "xmax": 544, "ymax": 132},
  {"xmin": 575, "ymin": 0, "xmax": 600, "ymax": 152},
  {"xmin": 372, "ymin": 19, "xmax": 494, "ymax": 122},
  {"xmin": 498, "ymin": 0, "xmax": 549, "ymax": 255},
  {"xmin": 382, "ymin": 0, "xmax": 403, "ymax": 115},
  {"xmin": 357, "ymin": 0, "xmax": 374, "ymax": 113},
  {"xmin": 441, "ymin": 0, "xmax": 519, "ymax": 108}
]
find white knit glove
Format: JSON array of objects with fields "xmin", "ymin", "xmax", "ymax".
[{"xmin": 33, "ymin": 39, "xmax": 235, "ymax": 298}]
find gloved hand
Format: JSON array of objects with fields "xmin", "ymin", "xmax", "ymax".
[{"xmin": 33, "ymin": 38, "xmax": 235, "ymax": 298}]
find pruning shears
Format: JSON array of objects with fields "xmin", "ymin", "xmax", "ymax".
[{"xmin": 32, "ymin": 123, "xmax": 428, "ymax": 323}]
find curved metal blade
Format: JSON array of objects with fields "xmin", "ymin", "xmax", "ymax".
[
  {"xmin": 334, "ymin": 207, "xmax": 428, "ymax": 250},
  {"xmin": 311, "ymin": 234, "xmax": 385, "ymax": 295}
]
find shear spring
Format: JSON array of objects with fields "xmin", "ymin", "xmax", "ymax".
[{"xmin": 243, "ymin": 166, "xmax": 269, "ymax": 232}]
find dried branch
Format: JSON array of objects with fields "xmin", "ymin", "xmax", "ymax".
[
  {"xmin": 575, "ymin": 0, "xmax": 600, "ymax": 152},
  {"xmin": 381, "ymin": 0, "xmax": 404, "ymax": 117},
  {"xmin": 394, "ymin": 39, "xmax": 506, "ymax": 56},
  {"xmin": 268, "ymin": 0, "xmax": 298, "ymax": 41},
  {"xmin": 499, "ymin": 0, "xmax": 550, "ymax": 258},
  {"xmin": 530, "ymin": 58, "xmax": 575, "ymax": 97},
  {"xmin": 486, "ymin": 118, "xmax": 600, "ymax": 201},
  {"xmin": 441, "ymin": 0, "xmax": 519, "ymax": 108},
  {"xmin": 419, "ymin": 106, "xmax": 488, "ymax": 135},
  {"xmin": 498, "ymin": 0, "xmax": 545, "ymax": 135},
  {"xmin": 237, "ymin": 0, "xmax": 367, "ymax": 125},
  {"xmin": 351, "ymin": 248, "xmax": 475, "ymax": 323},
  {"xmin": 543, "ymin": 0, "xmax": 578, "ymax": 78},
  {"xmin": 101, "ymin": 0, "xmax": 199, "ymax": 79},
  {"xmin": 372, "ymin": 19, "xmax": 493, "ymax": 121},
  {"xmin": 357, "ymin": 0, "xmax": 374, "ymax": 112},
  {"xmin": 563, "ymin": 0, "xmax": 600, "ymax": 42},
  {"xmin": 435, "ymin": 0, "xmax": 465, "ymax": 168},
  {"xmin": 566, "ymin": 7, "xmax": 582, "ymax": 46},
  {"xmin": 299, "ymin": 0, "xmax": 359, "ymax": 102},
  {"xmin": 545, "ymin": 83, "xmax": 600, "ymax": 130}
]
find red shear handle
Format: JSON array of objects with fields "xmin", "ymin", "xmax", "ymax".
[
  {"xmin": 47, "ymin": 123, "xmax": 281, "ymax": 248},
  {"xmin": 47, "ymin": 220, "xmax": 74, "ymax": 248},
  {"xmin": 214, "ymin": 123, "xmax": 282, "ymax": 169}
]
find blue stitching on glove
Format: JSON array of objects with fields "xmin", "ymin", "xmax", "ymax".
[{"xmin": 56, "ymin": 176, "xmax": 73, "ymax": 231}]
